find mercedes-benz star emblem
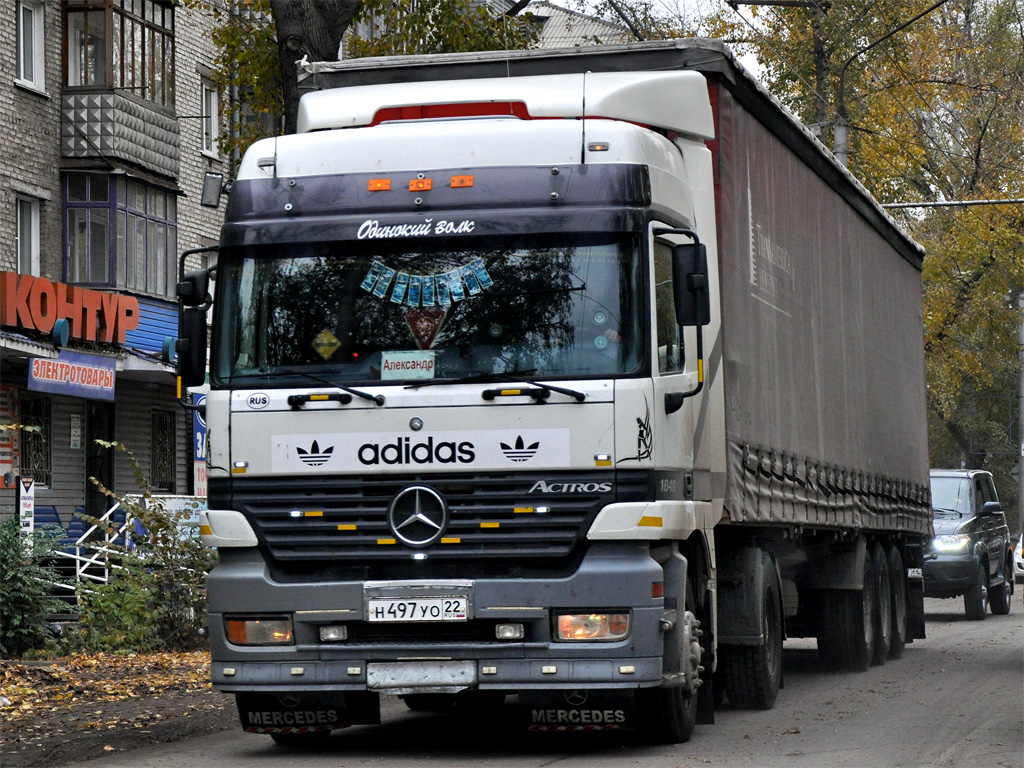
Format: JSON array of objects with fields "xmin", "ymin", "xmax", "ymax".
[{"xmin": 387, "ymin": 485, "xmax": 449, "ymax": 547}]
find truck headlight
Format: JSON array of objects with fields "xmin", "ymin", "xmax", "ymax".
[
  {"xmin": 555, "ymin": 612, "xmax": 630, "ymax": 641},
  {"xmin": 224, "ymin": 616, "xmax": 293, "ymax": 645},
  {"xmin": 932, "ymin": 534, "xmax": 971, "ymax": 553}
]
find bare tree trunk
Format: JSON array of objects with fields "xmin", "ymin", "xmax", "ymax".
[{"xmin": 269, "ymin": 0, "xmax": 362, "ymax": 134}]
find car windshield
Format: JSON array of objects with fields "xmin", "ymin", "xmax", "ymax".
[
  {"xmin": 930, "ymin": 476, "xmax": 971, "ymax": 516},
  {"xmin": 212, "ymin": 233, "xmax": 644, "ymax": 385}
]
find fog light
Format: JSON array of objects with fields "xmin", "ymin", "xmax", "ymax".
[
  {"xmin": 224, "ymin": 616, "xmax": 293, "ymax": 645},
  {"xmin": 320, "ymin": 625, "xmax": 348, "ymax": 642},
  {"xmin": 556, "ymin": 612, "xmax": 630, "ymax": 641},
  {"xmin": 495, "ymin": 623, "xmax": 525, "ymax": 640}
]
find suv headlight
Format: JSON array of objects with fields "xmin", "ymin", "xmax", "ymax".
[{"xmin": 933, "ymin": 534, "xmax": 971, "ymax": 553}]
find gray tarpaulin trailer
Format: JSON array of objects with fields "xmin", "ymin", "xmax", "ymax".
[
  {"xmin": 304, "ymin": 39, "xmax": 931, "ymax": 539},
  {"xmin": 187, "ymin": 39, "xmax": 932, "ymax": 747}
]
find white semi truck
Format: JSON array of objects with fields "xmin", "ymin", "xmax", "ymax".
[{"xmin": 177, "ymin": 40, "xmax": 932, "ymax": 745}]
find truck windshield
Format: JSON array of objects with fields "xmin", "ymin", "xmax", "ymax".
[{"xmin": 212, "ymin": 233, "xmax": 643, "ymax": 385}]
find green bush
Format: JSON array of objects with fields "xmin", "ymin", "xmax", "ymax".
[
  {"xmin": 64, "ymin": 442, "xmax": 216, "ymax": 654},
  {"xmin": 0, "ymin": 516, "xmax": 68, "ymax": 658}
]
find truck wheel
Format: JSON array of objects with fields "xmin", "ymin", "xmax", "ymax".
[
  {"xmin": 989, "ymin": 553, "xmax": 1013, "ymax": 615},
  {"xmin": 270, "ymin": 730, "xmax": 332, "ymax": 747},
  {"xmin": 964, "ymin": 562, "xmax": 988, "ymax": 620},
  {"xmin": 870, "ymin": 543, "xmax": 892, "ymax": 666},
  {"xmin": 818, "ymin": 544, "xmax": 876, "ymax": 672},
  {"xmin": 721, "ymin": 552, "xmax": 782, "ymax": 709},
  {"xmin": 402, "ymin": 693, "xmax": 456, "ymax": 712},
  {"xmin": 886, "ymin": 545, "xmax": 907, "ymax": 659},
  {"xmin": 636, "ymin": 579, "xmax": 699, "ymax": 743},
  {"xmin": 636, "ymin": 684, "xmax": 697, "ymax": 744}
]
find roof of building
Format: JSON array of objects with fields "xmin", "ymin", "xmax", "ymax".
[{"xmin": 526, "ymin": 2, "xmax": 629, "ymax": 48}]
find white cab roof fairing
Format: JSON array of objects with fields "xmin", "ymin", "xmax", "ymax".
[{"xmin": 296, "ymin": 71, "xmax": 715, "ymax": 140}]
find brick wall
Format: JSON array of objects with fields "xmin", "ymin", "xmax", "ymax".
[{"xmin": 0, "ymin": 0, "xmax": 64, "ymax": 278}]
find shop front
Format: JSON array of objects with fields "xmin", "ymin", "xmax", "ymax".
[{"xmin": 0, "ymin": 271, "xmax": 192, "ymax": 533}]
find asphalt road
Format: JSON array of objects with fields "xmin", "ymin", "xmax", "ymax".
[{"xmin": 63, "ymin": 599, "xmax": 1023, "ymax": 768}]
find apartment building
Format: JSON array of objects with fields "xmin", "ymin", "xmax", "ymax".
[{"xmin": 1, "ymin": 0, "xmax": 226, "ymax": 526}]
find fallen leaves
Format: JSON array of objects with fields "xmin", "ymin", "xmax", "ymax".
[{"xmin": 0, "ymin": 652, "xmax": 212, "ymax": 728}]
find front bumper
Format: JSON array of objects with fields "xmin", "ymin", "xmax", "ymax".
[
  {"xmin": 208, "ymin": 542, "xmax": 668, "ymax": 693},
  {"xmin": 923, "ymin": 555, "xmax": 978, "ymax": 597}
]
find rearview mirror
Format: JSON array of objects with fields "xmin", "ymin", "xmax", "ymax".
[
  {"xmin": 177, "ymin": 269, "xmax": 212, "ymax": 308},
  {"xmin": 672, "ymin": 242, "xmax": 710, "ymax": 328},
  {"xmin": 176, "ymin": 308, "xmax": 208, "ymax": 388}
]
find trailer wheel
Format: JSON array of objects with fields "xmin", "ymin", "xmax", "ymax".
[
  {"xmin": 818, "ymin": 543, "xmax": 876, "ymax": 672},
  {"xmin": 870, "ymin": 543, "xmax": 891, "ymax": 666},
  {"xmin": 964, "ymin": 562, "xmax": 988, "ymax": 620},
  {"xmin": 636, "ymin": 580, "xmax": 699, "ymax": 743},
  {"xmin": 989, "ymin": 553, "xmax": 1012, "ymax": 615},
  {"xmin": 886, "ymin": 545, "xmax": 907, "ymax": 660},
  {"xmin": 721, "ymin": 551, "xmax": 782, "ymax": 709}
]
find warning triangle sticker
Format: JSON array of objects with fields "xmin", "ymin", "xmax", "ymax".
[{"xmin": 405, "ymin": 308, "xmax": 447, "ymax": 350}]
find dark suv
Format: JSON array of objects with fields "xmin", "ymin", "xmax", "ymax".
[{"xmin": 924, "ymin": 469, "xmax": 1015, "ymax": 619}]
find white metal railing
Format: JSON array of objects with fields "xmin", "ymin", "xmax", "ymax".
[{"xmin": 50, "ymin": 495, "xmax": 206, "ymax": 596}]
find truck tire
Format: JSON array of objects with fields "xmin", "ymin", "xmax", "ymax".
[
  {"xmin": 636, "ymin": 684, "xmax": 697, "ymax": 744},
  {"xmin": 636, "ymin": 579, "xmax": 699, "ymax": 743},
  {"xmin": 270, "ymin": 730, "xmax": 332, "ymax": 747},
  {"xmin": 964, "ymin": 562, "xmax": 988, "ymax": 620},
  {"xmin": 402, "ymin": 694, "xmax": 456, "ymax": 712},
  {"xmin": 720, "ymin": 552, "xmax": 782, "ymax": 709},
  {"xmin": 870, "ymin": 542, "xmax": 892, "ymax": 666},
  {"xmin": 818, "ymin": 543, "xmax": 876, "ymax": 672},
  {"xmin": 886, "ymin": 545, "xmax": 907, "ymax": 660},
  {"xmin": 989, "ymin": 552, "xmax": 1013, "ymax": 615}
]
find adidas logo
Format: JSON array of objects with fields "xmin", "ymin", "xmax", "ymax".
[
  {"xmin": 297, "ymin": 440, "xmax": 334, "ymax": 467},
  {"xmin": 500, "ymin": 436, "xmax": 539, "ymax": 462}
]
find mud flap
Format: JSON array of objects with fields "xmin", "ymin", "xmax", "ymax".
[
  {"xmin": 235, "ymin": 691, "xmax": 379, "ymax": 734},
  {"xmin": 518, "ymin": 690, "xmax": 635, "ymax": 731}
]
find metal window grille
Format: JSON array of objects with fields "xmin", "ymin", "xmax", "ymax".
[
  {"xmin": 19, "ymin": 395, "xmax": 51, "ymax": 488},
  {"xmin": 151, "ymin": 411, "xmax": 176, "ymax": 492}
]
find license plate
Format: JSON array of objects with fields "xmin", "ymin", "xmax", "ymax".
[{"xmin": 367, "ymin": 596, "xmax": 468, "ymax": 622}]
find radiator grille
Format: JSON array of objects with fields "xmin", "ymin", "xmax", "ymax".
[{"xmin": 212, "ymin": 471, "xmax": 650, "ymax": 566}]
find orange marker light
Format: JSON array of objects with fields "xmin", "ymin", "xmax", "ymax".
[
  {"xmin": 451, "ymin": 175, "xmax": 474, "ymax": 188},
  {"xmin": 368, "ymin": 178, "xmax": 391, "ymax": 191},
  {"xmin": 409, "ymin": 178, "xmax": 433, "ymax": 191}
]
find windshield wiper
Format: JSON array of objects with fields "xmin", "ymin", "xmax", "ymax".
[
  {"xmin": 481, "ymin": 381, "xmax": 586, "ymax": 403},
  {"xmin": 405, "ymin": 370, "xmax": 586, "ymax": 402},
  {"xmin": 932, "ymin": 506, "xmax": 962, "ymax": 517},
  {"xmin": 275, "ymin": 369, "xmax": 385, "ymax": 407}
]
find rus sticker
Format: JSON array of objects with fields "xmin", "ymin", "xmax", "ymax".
[
  {"xmin": 390, "ymin": 272, "xmax": 410, "ymax": 304},
  {"xmin": 361, "ymin": 261, "xmax": 385, "ymax": 292},
  {"xmin": 447, "ymin": 269, "xmax": 466, "ymax": 302},
  {"xmin": 372, "ymin": 266, "xmax": 396, "ymax": 298},
  {"xmin": 421, "ymin": 275, "xmax": 436, "ymax": 307},
  {"xmin": 436, "ymin": 276, "xmax": 452, "ymax": 307},
  {"xmin": 408, "ymin": 275, "xmax": 423, "ymax": 307},
  {"xmin": 471, "ymin": 258, "xmax": 494, "ymax": 289},
  {"xmin": 461, "ymin": 265, "xmax": 482, "ymax": 295}
]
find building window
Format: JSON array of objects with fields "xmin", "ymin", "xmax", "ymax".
[
  {"xmin": 66, "ymin": 0, "xmax": 175, "ymax": 108},
  {"xmin": 201, "ymin": 80, "xmax": 220, "ymax": 155},
  {"xmin": 16, "ymin": 197, "xmax": 41, "ymax": 276},
  {"xmin": 16, "ymin": 0, "xmax": 46, "ymax": 91},
  {"xmin": 65, "ymin": 172, "xmax": 178, "ymax": 298},
  {"xmin": 151, "ymin": 411, "xmax": 175, "ymax": 492},
  {"xmin": 19, "ymin": 395, "xmax": 51, "ymax": 489}
]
